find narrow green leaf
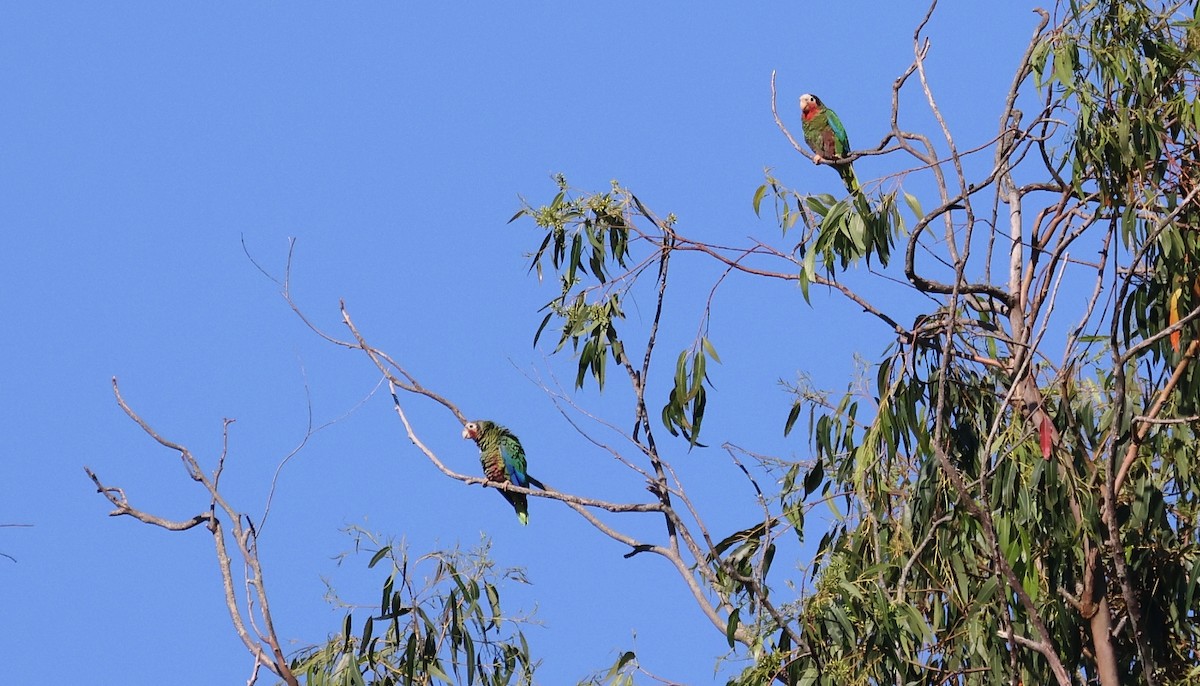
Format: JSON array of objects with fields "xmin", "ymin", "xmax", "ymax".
[
  {"xmin": 725, "ymin": 608, "xmax": 740, "ymax": 647},
  {"xmin": 485, "ymin": 583, "xmax": 502, "ymax": 630},
  {"xmin": 784, "ymin": 402, "xmax": 803, "ymax": 437},
  {"xmin": 1052, "ymin": 38, "xmax": 1075, "ymax": 86},
  {"xmin": 902, "ymin": 190, "xmax": 923, "ymax": 219},
  {"xmin": 752, "ymin": 184, "xmax": 769, "ymax": 217},
  {"xmin": 368, "ymin": 546, "xmax": 391, "ymax": 569},
  {"xmin": 359, "ymin": 616, "xmax": 374, "ymax": 656},
  {"xmin": 976, "ymin": 576, "xmax": 1001, "ymax": 606},
  {"xmin": 604, "ymin": 651, "xmax": 636, "ymax": 680},
  {"xmin": 805, "ymin": 194, "xmax": 831, "ymax": 217},
  {"xmin": 532, "ymin": 311, "xmax": 554, "ymax": 348},
  {"xmin": 1185, "ymin": 553, "xmax": 1200, "ymax": 610},
  {"xmin": 426, "ymin": 658, "xmax": 451, "ymax": 682},
  {"xmin": 595, "ymin": 335, "xmax": 608, "ymax": 389},
  {"xmin": 762, "ymin": 543, "xmax": 776, "ymax": 578},
  {"xmin": 464, "ymin": 632, "xmax": 476, "ymax": 685},
  {"xmin": 801, "ymin": 247, "xmax": 816, "ymax": 301},
  {"xmin": 825, "ymin": 493, "xmax": 844, "ymax": 521},
  {"xmin": 674, "ymin": 349, "xmax": 689, "ymax": 393},
  {"xmin": 847, "ymin": 212, "xmax": 867, "ymax": 253},
  {"xmin": 379, "ymin": 574, "xmax": 394, "ymax": 615},
  {"xmin": 566, "ymin": 233, "xmax": 583, "ymax": 284},
  {"xmin": 712, "ymin": 522, "xmax": 767, "ymax": 557},
  {"xmin": 803, "ymin": 459, "xmax": 824, "ymax": 496},
  {"xmin": 1030, "ymin": 37, "xmax": 1050, "ymax": 86},
  {"xmin": 691, "ymin": 351, "xmax": 706, "ymax": 396}
]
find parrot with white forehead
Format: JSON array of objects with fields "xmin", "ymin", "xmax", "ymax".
[
  {"xmin": 462, "ymin": 420, "xmax": 531, "ymax": 524},
  {"xmin": 799, "ymin": 93, "xmax": 859, "ymax": 193}
]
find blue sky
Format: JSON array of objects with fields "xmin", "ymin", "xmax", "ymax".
[{"xmin": 2, "ymin": 3, "xmax": 1047, "ymax": 684}]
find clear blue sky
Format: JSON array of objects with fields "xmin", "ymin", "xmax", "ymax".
[{"xmin": 2, "ymin": 3, "xmax": 1045, "ymax": 684}]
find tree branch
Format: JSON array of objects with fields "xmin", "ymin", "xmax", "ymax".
[{"xmin": 89, "ymin": 379, "xmax": 299, "ymax": 686}]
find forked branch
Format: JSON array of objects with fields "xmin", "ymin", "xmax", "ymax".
[{"xmin": 86, "ymin": 379, "xmax": 298, "ymax": 686}]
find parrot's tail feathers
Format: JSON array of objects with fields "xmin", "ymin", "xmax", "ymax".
[
  {"xmin": 507, "ymin": 492, "xmax": 530, "ymax": 525},
  {"xmin": 841, "ymin": 163, "xmax": 860, "ymax": 194}
]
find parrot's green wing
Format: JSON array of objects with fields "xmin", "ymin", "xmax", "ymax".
[
  {"xmin": 800, "ymin": 94, "xmax": 860, "ymax": 194},
  {"xmin": 467, "ymin": 420, "xmax": 531, "ymax": 525}
]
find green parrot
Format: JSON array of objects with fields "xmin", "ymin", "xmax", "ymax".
[
  {"xmin": 799, "ymin": 93, "xmax": 860, "ymax": 193},
  {"xmin": 462, "ymin": 420, "xmax": 531, "ymax": 525}
]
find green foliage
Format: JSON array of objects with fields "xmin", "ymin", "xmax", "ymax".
[
  {"xmin": 729, "ymin": 3, "xmax": 1200, "ymax": 684},
  {"xmin": 728, "ymin": 4, "xmax": 1200, "ymax": 683},
  {"xmin": 802, "ymin": 193, "xmax": 903, "ymax": 271},
  {"xmin": 753, "ymin": 176, "xmax": 907, "ymax": 301},
  {"xmin": 709, "ymin": 521, "xmax": 776, "ymax": 617},
  {"xmin": 511, "ymin": 3, "xmax": 1200, "ymax": 684},
  {"xmin": 289, "ymin": 532, "xmax": 535, "ymax": 686},
  {"xmin": 775, "ymin": 354, "xmax": 1055, "ymax": 683},
  {"xmin": 575, "ymin": 650, "xmax": 638, "ymax": 686},
  {"xmin": 515, "ymin": 176, "xmax": 720, "ymax": 444},
  {"xmin": 98, "ymin": 4, "xmax": 1200, "ymax": 686},
  {"xmin": 1037, "ymin": 0, "xmax": 1200, "ymax": 206},
  {"xmin": 661, "ymin": 339, "xmax": 721, "ymax": 446},
  {"xmin": 517, "ymin": 176, "xmax": 634, "ymax": 392}
]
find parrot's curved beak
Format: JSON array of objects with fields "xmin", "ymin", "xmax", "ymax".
[{"xmin": 461, "ymin": 426, "xmax": 473, "ymax": 440}]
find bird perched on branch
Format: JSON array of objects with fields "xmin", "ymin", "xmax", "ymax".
[
  {"xmin": 799, "ymin": 93, "xmax": 859, "ymax": 193},
  {"xmin": 462, "ymin": 420, "xmax": 531, "ymax": 524}
]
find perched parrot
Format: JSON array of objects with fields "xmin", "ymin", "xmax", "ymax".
[
  {"xmin": 799, "ymin": 93, "xmax": 859, "ymax": 193},
  {"xmin": 462, "ymin": 420, "xmax": 531, "ymax": 525}
]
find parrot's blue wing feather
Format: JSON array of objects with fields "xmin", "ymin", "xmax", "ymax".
[
  {"xmin": 499, "ymin": 438, "xmax": 530, "ymax": 487},
  {"xmin": 826, "ymin": 111, "xmax": 851, "ymax": 156}
]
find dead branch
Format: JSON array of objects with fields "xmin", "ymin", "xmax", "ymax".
[{"xmin": 89, "ymin": 379, "xmax": 299, "ymax": 686}]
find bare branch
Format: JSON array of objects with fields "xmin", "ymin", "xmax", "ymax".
[
  {"xmin": 92, "ymin": 381, "xmax": 299, "ymax": 686},
  {"xmin": 384, "ymin": 379, "xmax": 664, "ymax": 515},
  {"xmin": 85, "ymin": 467, "xmax": 212, "ymax": 531}
]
